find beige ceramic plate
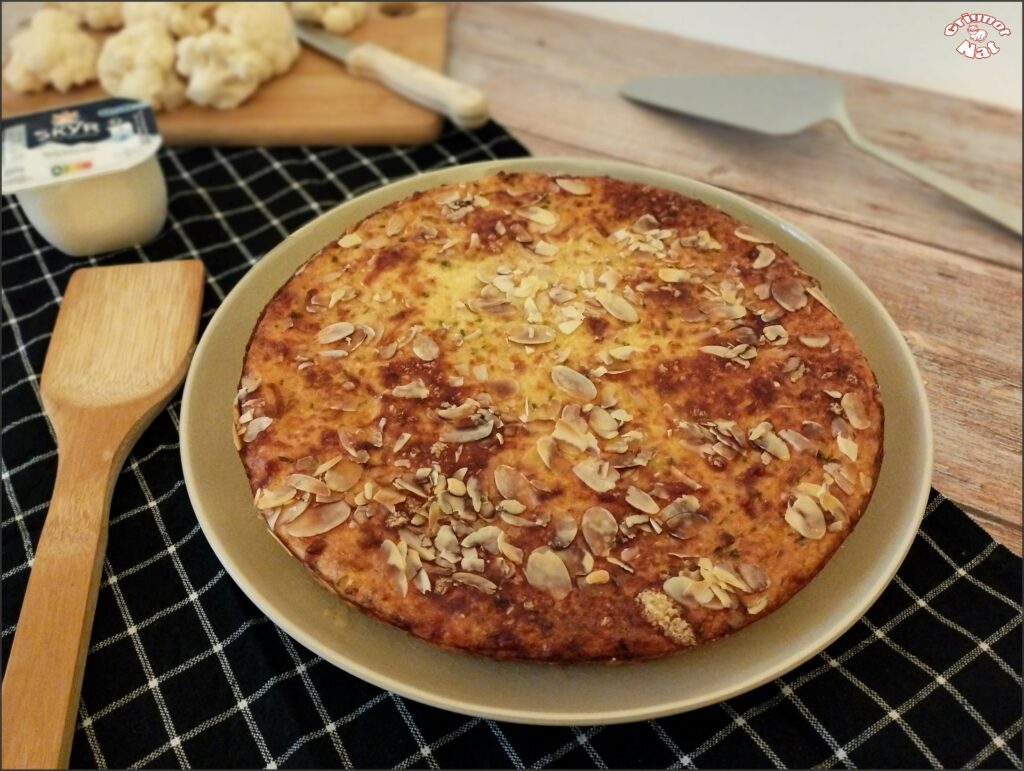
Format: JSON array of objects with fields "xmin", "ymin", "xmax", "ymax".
[{"xmin": 180, "ymin": 158, "xmax": 933, "ymax": 725}]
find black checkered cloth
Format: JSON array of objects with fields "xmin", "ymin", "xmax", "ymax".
[{"xmin": 2, "ymin": 122, "xmax": 1021, "ymax": 770}]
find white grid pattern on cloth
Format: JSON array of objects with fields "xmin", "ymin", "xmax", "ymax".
[{"xmin": 1, "ymin": 126, "xmax": 1021, "ymax": 769}]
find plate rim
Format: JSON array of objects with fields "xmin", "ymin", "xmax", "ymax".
[{"xmin": 180, "ymin": 156, "xmax": 934, "ymax": 725}]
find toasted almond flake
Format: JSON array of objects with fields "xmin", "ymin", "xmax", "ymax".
[
  {"xmin": 393, "ymin": 432, "xmax": 411, "ymax": 453},
  {"xmin": 807, "ymin": 286, "xmax": 836, "ymax": 313},
  {"xmin": 525, "ymin": 546, "xmax": 573, "ymax": 599},
  {"xmin": 557, "ymin": 318, "xmax": 583, "ymax": 335},
  {"xmin": 841, "ymin": 392, "xmax": 871, "ymax": 430},
  {"xmin": 446, "ymin": 477, "xmax": 467, "ymax": 496},
  {"xmin": 337, "ymin": 233, "xmax": 362, "ymax": 248},
  {"xmin": 494, "ymin": 465, "xmax": 536, "ymax": 505},
  {"xmin": 625, "ymin": 485, "xmax": 660, "ymax": 514},
  {"xmin": 453, "ymin": 572, "xmax": 498, "ymax": 593},
  {"xmin": 255, "ymin": 484, "xmax": 295, "ymax": 510},
  {"xmin": 752, "ymin": 245, "xmax": 776, "ymax": 269},
  {"xmin": 323, "ymin": 459, "xmax": 362, "ymax": 492},
  {"xmin": 837, "ymin": 434, "xmax": 859, "ymax": 461},
  {"xmin": 749, "ymin": 422, "xmax": 790, "ymax": 460},
  {"xmin": 588, "ymin": 406, "xmax": 620, "ymax": 439},
  {"xmin": 585, "ymin": 569, "xmax": 610, "ymax": 585},
  {"xmin": 535, "ymin": 435, "xmax": 557, "ymax": 469},
  {"xmin": 581, "ymin": 506, "xmax": 618, "ymax": 556},
  {"xmin": 317, "ymin": 322, "xmax": 355, "ymax": 345},
  {"xmin": 573, "ymin": 457, "xmax": 619, "ymax": 493},
  {"xmin": 314, "ymin": 454, "xmax": 343, "ymax": 476},
  {"xmin": 517, "ymin": 205, "xmax": 558, "ymax": 226},
  {"xmin": 763, "ymin": 324, "xmax": 788, "ymax": 344},
  {"xmin": 381, "ymin": 540, "xmax": 409, "ymax": 596},
  {"xmin": 328, "ymin": 286, "xmax": 353, "ymax": 308},
  {"xmin": 785, "ymin": 495, "xmax": 826, "ymax": 539},
  {"xmin": 507, "ymin": 324, "xmax": 556, "ymax": 345},
  {"xmin": 734, "ymin": 225, "xmax": 773, "ymax": 244},
  {"xmin": 412, "ymin": 334, "xmax": 439, "ymax": 361},
  {"xmin": 799, "ymin": 334, "xmax": 830, "ymax": 348},
  {"xmin": 392, "ymin": 379, "xmax": 429, "ymax": 399},
  {"xmin": 551, "ymin": 514, "xmax": 578, "ymax": 549},
  {"xmin": 285, "ymin": 501, "xmax": 351, "ymax": 537},
  {"xmin": 385, "ymin": 213, "xmax": 405, "ymax": 237},
  {"xmin": 779, "ymin": 428, "xmax": 815, "ymax": 453},
  {"xmin": 658, "ymin": 268, "xmax": 690, "ymax": 283},
  {"xmin": 771, "ymin": 278, "xmax": 808, "ymax": 312},
  {"xmin": 285, "ymin": 474, "xmax": 331, "ymax": 498},
  {"xmin": 551, "ymin": 365, "xmax": 597, "ymax": 401},
  {"xmin": 243, "ymin": 416, "xmax": 272, "ymax": 442},
  {"xmin": 440, "ymin": 420, "xmax": 494, "ymax": 443},
  {"xmin": 555, "ymin": 177, "xmax": 590, "ymax": 195},
  {"xmin": 595, "ymin": 289, "xmax": 638, "ymax": 323},
  {"xmin": 533, "ymin": 240, "xmax": 558, "ymax": 257}
]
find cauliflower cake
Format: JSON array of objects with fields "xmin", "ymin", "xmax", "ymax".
[{"xmin": 233, "ymin": 172, "xmax": 884, "ymax": 662}]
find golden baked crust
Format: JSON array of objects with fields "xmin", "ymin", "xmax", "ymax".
[{"xmin": 233, "ymin": 172, "xmax": 884, "ymax": 662}]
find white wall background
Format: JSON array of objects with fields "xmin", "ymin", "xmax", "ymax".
[{"xmin": 542, "ymin": 2, "xmax": 1023, "ymax": 111}]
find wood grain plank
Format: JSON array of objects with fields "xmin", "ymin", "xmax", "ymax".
[
  {"xmin": 449, "ymin": 3, "xmax": 1022, "ymax": 267},
  {"xmin": 510, "ymin": 128, "xmax": 1022, "ymax": 555}
]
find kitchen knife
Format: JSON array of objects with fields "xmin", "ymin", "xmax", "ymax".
[
  {"xmin": 621, "ymin": 75, "xmax": 1022, "ymax": 234},
  {"xmin": 295, "ymin": 23, "xmax": 489, "ymax": 130}
]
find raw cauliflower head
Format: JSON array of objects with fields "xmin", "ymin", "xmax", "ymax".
[
  {"xmin": 290, "ymin": 2, "xmax": 368, "ymax": 35},
  {"xmin": 98, "ymin": 19, "xmax": 186, "ymax": 111},
  {"xmin": 122, "ymin": 1, "xmax": 217, "ymax": 38},
  {"xmin": 3, "ymin": 8, "xmax": 99, "ymax": 93},
  {"xmin": 55, "ymin": 2, "xmax": 124, "ymax": 30},
  {"xmin": 213, "ymin": 2, "xmax": 300, "ymax": 81},
  {"xmin": 175, "ymin": 30, "xmax": 266, "ymax": 109}
]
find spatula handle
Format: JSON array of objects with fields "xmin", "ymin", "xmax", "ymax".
[{"xmin": 2, "ymin": 432, "xmax": 117, "ymax": 769}]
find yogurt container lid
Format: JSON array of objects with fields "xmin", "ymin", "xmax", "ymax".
[{"xmin": 1, "ymin": 98, "xmax": 162, "ymax": 195}]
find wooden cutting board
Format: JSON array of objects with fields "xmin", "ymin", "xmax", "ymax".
[{"xmin": 0, "ymin": 2, "xmax": 448, "ymax": 146}]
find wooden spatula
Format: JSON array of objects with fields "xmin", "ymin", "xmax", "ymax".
[{"xmin": 2, "ymin": 260, "xmax": 205, "ymax": 769}]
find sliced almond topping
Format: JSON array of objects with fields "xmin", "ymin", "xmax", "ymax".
[
  {"xmin": 285, "ymin": 501, "xmax": 351, "ymax": 537},
  {"xmin": 412, "ymin": 334, "xmax": 439, "ymax": 361},
  {"xmin": 323, "ymin": 459, "xmax": 362, "ymax": 492},
  {"xmin": 555, "ymin": 177, "xmax": 590, "ymax": 195},
  {"xmin": 385, "ymin": 213, "xmax": 405, "ymax": 237},
  {"xmin": 525, "ymin": 546, "xmax": 573, "ymax": 599},
  {"xmin": 837, "ymin": 434, "xmax": 859, "ymax": 461},
  {"xmin": 317, "ymin": 322, "xmax": 355, "ymax": 344},
  {"xmin": 799, "ymin": 335, "xmax": 830, "ymax": 348},
  {"xmin": 255, "ymin": 484, "xmax": 295, "ymax": 510},
  {"xmin": 572, "ymin": 457, "xmax": 619, "ymax": 493},
  {"xmin": 440, "ymin": 420, "xmax": 494, "ymax": 443},
  {"xmin": 771, "ymin": 278, "xmax": 808, "ymax": 312},
  {"xmin": 452, "ymin": 572, "xmax": 498, "ymax": 593},
  {"xmin": 507, "ymin": 324, "xmax": 556, "ymax": 345},
  {"xmin": 625, "ymin": 485, "xmax": 660, "ymax": 514},
  {"xmin": 734, "ymin": 226, "xmax": 773, "ymax": 244},
  {"xmin": 749, "ymin": 422, "xmax": 790, "ymax": 460},
  {"xmin": 841, "ymin": 392, "xmax": 871, "ymax": 430},
  {"xmin": 551, "ymin": 514, "xmax": 578, "ymax": 549},
  {"xmin": 243, "ymin": 416, "xmax": 272, "ymax": 443},
  {"xmin": 752, "ymin": 245, "xmax": 776, "ymax": 269},
  {"xmin": 286, "ymin": 474, "xmax": 331, "ymax": 498},
  {"xmin": 581, "ymin": 506, "xmax": 618, "ymax": 556},
  {"xmin": 659, "ymin": 496, "xmax": 706, "ymax": 537},
  {"xmin": 595, "ymin": 288, "xmax": 638, "ymax": 323},
  {"xmin": 657, "ymin": 268, "xmax": 690, "ymax": 283},
  {"xmin": 517, "ymin": 205, "xmax": 558, "ymax": 226},
  {"xmin": 585, "ymin": 570, "xmax": 610, "ymax": 585},
  {"xmin": 551, "ymin": 365, "xmax": 597, "ymax": 401},
  {"xmin": 337, "ymin": 233, "xmax": 362, "ymax": 248},
  {"xmin": 536, "ymin": 436, "xmax": 557, "ymax": 468},
  {"xmin": 392, "ymin": 379, "xmax": 429, "ymax": 399},
  {"xmin": 381, "ymin": 540, "xmax": 409, "ymax": 597},
  {"xmin": 785, "ymin": 495, "xmax": 826, "ymax": 540},
  {"xmin": 494, "ymin": 465, "xmax": 536, "ymax": 505},
  {"xmin": 533, "ymin": 240, "xmax": 558, "ymax": 257}
]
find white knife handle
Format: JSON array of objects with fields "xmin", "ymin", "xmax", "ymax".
[{"xmin": 346, "ymin": 43, "xmax": 489, "ymax": 130}]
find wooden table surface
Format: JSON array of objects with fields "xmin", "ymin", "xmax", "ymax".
[
  {"xmin": 2, "ymin": 3, "xmax": 1021, "ymax": 554},
  {"xmin": 447, "ymin": 3, "xmax": 1023, "ymax": 555}
]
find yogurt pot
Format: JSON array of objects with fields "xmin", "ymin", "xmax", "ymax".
[{"xmin": 1, "ymin": 98, "xmax": 168, "ymax": 257}]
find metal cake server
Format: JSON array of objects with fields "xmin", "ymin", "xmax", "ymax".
[{"xmin": 622, "ymin": 74, "xmax": 1021, "ymax": 235}]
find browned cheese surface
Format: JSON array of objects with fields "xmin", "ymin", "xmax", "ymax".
[{"xmin": 234, "ymin": 173, "xmax": 884, "ymax": 662}]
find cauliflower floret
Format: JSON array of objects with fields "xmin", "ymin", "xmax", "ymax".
[
  {"xmin": 290, "ymin": 2, "xmax": 368, "ymax": 35},
  {"xmin": 122, "ymin": 1, "xmax": 217, "ymax": 38},
  {"xmin": 175, "ymin": 1, "xmax": 299, "ymax": 108},
  {"xmin": 56, "ymin": 2, "xmax": 124, "ymax": 30},
  {"xmin": 213, "ymin": 2, "xmax": 299, "ymax": 80},
  {"xmin": 2, "ymin": 8, "xmax": 99, "ymax": 93},
  {"xmin": 175, "ymin": 31, "xmax": 265, "ymax": 109},
  {"xmin": 98, "ymin": 19, "xmax": 186, "ymax": 111}
]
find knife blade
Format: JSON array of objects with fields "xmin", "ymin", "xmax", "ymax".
[{"xmin": 294, "ymin": 23, "xmax": 489, "ymax": 130}]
